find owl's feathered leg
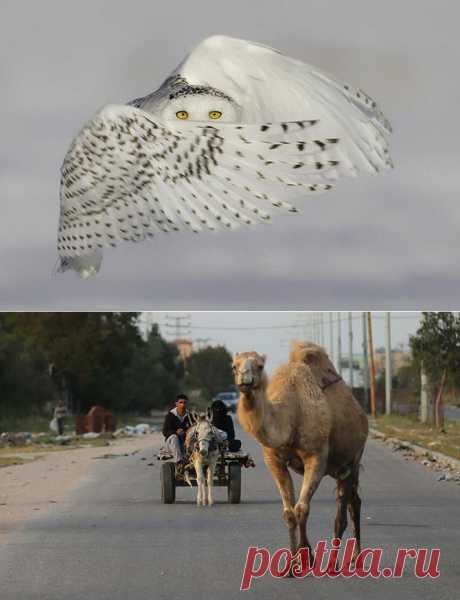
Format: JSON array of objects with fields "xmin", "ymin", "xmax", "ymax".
[{"xmin": 58, "ymin": 249, "xmax": 103, "ymax": 279}]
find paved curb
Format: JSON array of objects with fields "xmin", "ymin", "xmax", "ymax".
[{"xmin": 369, "ymin": 427, "xmax": 460, "ymax": 471}]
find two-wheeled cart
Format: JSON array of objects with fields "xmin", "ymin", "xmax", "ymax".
[{"xmin": 157, "ymin": 449, "xmax": 255, "ymax": 504}]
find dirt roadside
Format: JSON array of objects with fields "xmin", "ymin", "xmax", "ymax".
[{"xmin": 0, "ymin": 433, "xmax": 162, "ymax": 544}]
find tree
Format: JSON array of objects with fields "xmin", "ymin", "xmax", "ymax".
[
  {"xmin": 0, "ymin": 328, "xmax": 56, "ymax": 427},
  {"xmin": 185, "ymin": 346, "xmax": 234, "ymax": 402},
  {"xmin": 1, "ymin": 314, "xmax": 186, "ymax": 420},
  {"xmin": 410, "ymin": 312, "xmax": 460, "ymax": 429},
  {"xmin": 120, "ymin": 324, "xmax": 183, "ymax": 412},
  {"xmin": 7, "ymin": 313, "xmax": 143, "ymax": 413}
]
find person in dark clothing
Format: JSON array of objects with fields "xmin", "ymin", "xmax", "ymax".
[
  {"xmin": 54, "ymin": 400, "xmax": 67, "ymax": 436},
  {"xmin": 162, "ymin": 394, "xmax": 192, "ymax": 467},
  {"xmin": 210, "ymin": 400, "xmax": 241, "ymax": 452}
]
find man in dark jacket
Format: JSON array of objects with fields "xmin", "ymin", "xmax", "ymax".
[{"xmin": 162, "ymin": 394, "xmax": 192, "ymax": 467}]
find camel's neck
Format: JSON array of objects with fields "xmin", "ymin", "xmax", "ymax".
[{"xmin": 237, "ymin": 379, "xmax": 273, "ymax": 444}]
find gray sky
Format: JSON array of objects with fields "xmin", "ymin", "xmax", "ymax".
[
  {"xmin": 146, "ymin": 311, "xmax": 421, "ymax": 373},
  {"xmin": 1, "ymin": 1, "xmax": 459, "ymax": 309}
]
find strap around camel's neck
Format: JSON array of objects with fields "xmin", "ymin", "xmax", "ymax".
[{"xmin": 320, "ymin": 375, "xmax": 343, "ymax": 390}]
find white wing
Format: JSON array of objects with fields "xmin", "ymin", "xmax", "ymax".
[
  {"xmin": 177, "ymin": 35, "xmax": 391, "ymax": 133},
  {"xmin": 58, "ymin": 103, "xmax": 391, "ymax": 264},
  {"xmin": 58, "ymin": 36, "xmax": 393, "ymax": 276}
]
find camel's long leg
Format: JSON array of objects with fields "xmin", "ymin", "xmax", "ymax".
[
  {"xmin": 347, "ymin": 470, "xmax": 362, "ymax": 561},
  {"xmin": 295, "ymin": 450, "xmax": 328, "ymax": 557},
  {"xmin": 263, "ymin": 447, "xmax": 297, "ymax": 554},
  {"xmin": 334, "ymin": 477, "xmax": 351, "ymax": 540},
  {"xmin": 332, "ymin": 462, "xmax": 362, "ymax": 562},
  {"xmin": 207, "ymin": 461, "xmax": 216, "ymax": 506}
]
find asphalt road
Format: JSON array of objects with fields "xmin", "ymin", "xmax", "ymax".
[{"xmin": 1, "ymin": 429, "xmax": 459, "ymax": 600}]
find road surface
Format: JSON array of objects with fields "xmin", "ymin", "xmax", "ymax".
[{"xmin": 0, "ymin": 428, "xmax": 458, "ymax": 599}]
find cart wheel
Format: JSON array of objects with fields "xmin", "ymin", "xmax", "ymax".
[
  {"xmin": 161, "ymin": 462, "xmax": 176, "ymax": 504},
  {"xmin": 228, "ymin": 462, "xmax": 241, "ymax": 504}
]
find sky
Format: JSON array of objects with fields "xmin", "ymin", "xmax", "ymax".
[
  {"xmin": 1, "ymin": 1, "xmax": 460, "ymax": 309},
  {"xmin": 145, "ymin": 311, "xmax": 422, "ymax": 373}
]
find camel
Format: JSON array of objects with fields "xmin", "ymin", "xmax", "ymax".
[
  {"xmin": 185, "ymin": 412, "xmax": 226, "ymax": 506},
  {"xmin": 233, "ymin": 341, "xmax": 368, "ymax": 566}
]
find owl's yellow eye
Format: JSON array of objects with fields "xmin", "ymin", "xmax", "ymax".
[
  {"xmin": 209, "ymin": 110, "xmax": 222, "ymax": 120},
  {"xmin": 176, "ymin": 110, "xmax": 189, "ymax": 120}
]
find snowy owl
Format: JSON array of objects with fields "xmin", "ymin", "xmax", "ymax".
[{"xmin": 58, "ymin": 35, "xmax": 393, "ymax": 278}]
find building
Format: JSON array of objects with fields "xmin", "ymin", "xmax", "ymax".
[
  {"xmin": 374, "ymin": 349, "xmax": 412, "ymax": 374},
  {"xmin": 172, "ymin": 338, "xmax": 193, "ymax": 361}
]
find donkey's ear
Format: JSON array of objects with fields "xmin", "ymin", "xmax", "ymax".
[
  {"xmin": 206, "ymin": 407, "xmax": 212, "ymax": 422},
  {"xmin": 190, "ymin": 410, "xmax": 198, "ymax": 424}
]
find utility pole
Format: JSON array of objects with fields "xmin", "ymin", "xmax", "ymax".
[
  {"xmin": 329, "ymin": 313, "xmax": 334, "ymax": 364},
  {"xmin": 337, "ymin": 312, "xmax": 342, "ymax": 375},
  {"xmin": 367, "ymin": 312, "xmax": 377, "ymax": 418},
  {"xmin": 348, "ymin": 312, "xmax": 354, "ymax": 388},
  {"xmin": 164, "ymin": 314, "xmax": 191, "ymax": 339},
  {"xmin": 362, "ymin": 312, "xmax": 370, "ymax": 412},
  {"xmin": 420, "ymin": 362, "xmax": 429, "ymax": 423},
  {"xmin": 385, "ymin": 312, "xmax": 392, "ymax": 415},
  {"xmin": 312, "ymin": 313, "xmax": 317, "ymax": 343}
]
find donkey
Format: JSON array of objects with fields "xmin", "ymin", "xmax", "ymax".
[{"xmin": 185, "ymin": 410, "xmax": 226, "ymax": 506}]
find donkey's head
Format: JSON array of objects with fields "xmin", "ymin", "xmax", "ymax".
[{"xmin": 194, "ymin": 412, "xmax": 215, "ymax": 458}]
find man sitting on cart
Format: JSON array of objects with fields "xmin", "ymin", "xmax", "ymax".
[
  {"xmin": 162, "ymin": 394, "xmax": 192, "ymax": 473},
  {"xmin": 210, "ymin": 400, "xmax": 241, "ymax": 452}
]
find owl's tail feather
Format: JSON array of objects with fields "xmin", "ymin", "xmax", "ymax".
[{"xmin": 57, "ymin": 249, "xmax": 103, "ymax": 279}]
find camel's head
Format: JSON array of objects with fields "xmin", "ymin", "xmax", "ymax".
[{"xmin": 232, "ymin": 351, "xmax": 266, "ymax": 392}]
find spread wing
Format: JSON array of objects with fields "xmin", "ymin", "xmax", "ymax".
[
  {"xmin": 178, "ymin": 35, "xmax": 391, "ymax": 130},
  {"xmin": 58, "ymin": 103, "xmax": 391, "ymax": 261}
]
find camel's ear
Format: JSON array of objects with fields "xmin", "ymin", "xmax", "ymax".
[
  {"xmin": 261, "ymin": 354, "xmax": 267, "ymax": 364},
  {"xmin": 302, "ymin": 350, "xmax": 320, "ymax": 366},
  {"xmin": 234, "ymin": 352, "xmax": 240, "ymax": 358}
]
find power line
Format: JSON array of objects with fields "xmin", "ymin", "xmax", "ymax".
[
  {"xmin": 177, "ymin": 313, "xmax": 421, "ymax": 332},
  {"xmin": 163, "ymin": 314, "xmax": 191, "ymax": 338}
]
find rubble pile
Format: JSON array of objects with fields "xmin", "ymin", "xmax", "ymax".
[
  {"xmin": 1, "ymin": 423, "xmax": 158, "ymax": 448},
  {"xmin": 370, "ymin": 429, "xmax": 460, "ymax": 484},
  {"xmin": 114, "ymin": 424, "xmax": 157, "ymax": 437}
]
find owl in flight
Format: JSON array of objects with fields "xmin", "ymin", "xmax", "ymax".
[{"xmin": 58, "ymin": 35, "xmax": 392, "ymax": 278}]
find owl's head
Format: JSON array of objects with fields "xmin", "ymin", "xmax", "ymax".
[{"xmin": 160, "ymin": 84, "xmax": 241, "ymax": 123}]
